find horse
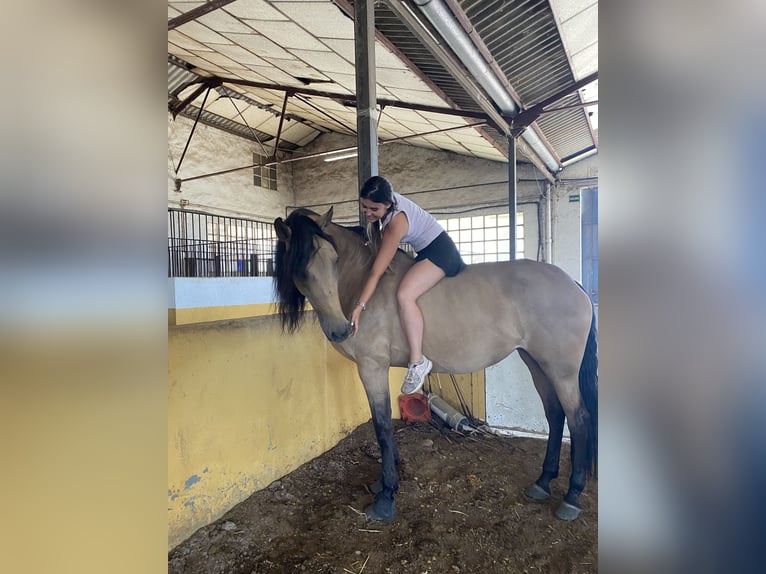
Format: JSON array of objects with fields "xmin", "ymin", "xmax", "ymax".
[{"xmin": 273, "ymin": 207, "xmax": 597, "ymax": 521}]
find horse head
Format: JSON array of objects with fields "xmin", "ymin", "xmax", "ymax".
[{"xmin": 274, "ymin": 207, "xmax": 352, "ymax": 343}]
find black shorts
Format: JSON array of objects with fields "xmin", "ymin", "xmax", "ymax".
[{"xmin": 415, "ymin": 231, "xmax": 466, "ymax": 277}]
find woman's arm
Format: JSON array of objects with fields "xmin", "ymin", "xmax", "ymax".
[{"xmin": 350, "ymin": 212, "xmax": 408, "ymax": 335}]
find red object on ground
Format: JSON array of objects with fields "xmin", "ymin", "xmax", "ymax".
[{"xmin": 399, "ymin": 393, "xmax": 431, "ymax": 423}]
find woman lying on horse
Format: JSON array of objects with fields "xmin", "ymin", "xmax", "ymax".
[{"xmin": 351, "ymin": 176, "xmax": 466, "ymax": 394}]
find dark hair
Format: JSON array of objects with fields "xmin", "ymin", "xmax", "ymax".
[
  {"xmin": 359, "ymin": 176, "xmax": 396, "ymax": 254},
  {"xmin": 360, "ymin": 175, "xmax": 394, "ymax": 205}
]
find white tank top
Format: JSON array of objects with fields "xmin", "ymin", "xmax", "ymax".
[{"xmin": 381, "ymin": 192, "xmax": 443, "ymax": 252}]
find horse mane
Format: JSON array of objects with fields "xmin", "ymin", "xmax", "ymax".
[
  {"xmin": 274, "ymin": 208, "xmax": 410, "ymax": 333},
  {"xmin": 273, "ymin": 209, "xmax": 338, "ymax": 333}
]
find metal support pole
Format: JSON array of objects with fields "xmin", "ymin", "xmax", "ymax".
[
  {"xmin": 354, "ymin": 0, "xmax": 378, "ymax": 214},
  {"xmin": 508, "ymin": 136, "xmax": 517, "ymax": 259},
  {"xmin": 544, "ymin": 182, "xmax": 552, "ymax": 263}
]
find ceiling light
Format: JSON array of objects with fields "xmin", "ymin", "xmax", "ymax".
[{"xmin": 323, "ymin": 152, "xmax": 358, "ymax": 162}]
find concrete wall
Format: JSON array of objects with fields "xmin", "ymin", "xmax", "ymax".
[
  {"xmin": 290, "ymin": 132, "xmax": 550, "ymax": 224},
  {"xmin": 168, "ymin": 113, "xmax": 294, "ymax": 221}
]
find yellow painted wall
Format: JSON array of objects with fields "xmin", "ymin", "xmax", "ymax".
[
  {"xmin": 168, "ymin": 311, "xmax": 485, "ymax": 550},
  {"xmin": 169, "ymin": 302, "xmax": 275, "ymax": 326},
  {"xmin": 423, "ymin": 371, "xmax": 486, "ymax": 422}
]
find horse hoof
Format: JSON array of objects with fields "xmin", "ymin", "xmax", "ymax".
[
  {"xmin": 365, "ymin": 498, "xmax": 395, "ymax": 521},
  {"xmin": 368, "ymin": 479, "xmax": 383, "ymax": 494},
  {"xmin": 525, "ymin": 483, "xmax": 550, "ymax": 501},
  {"xmin": 555, "ymin": 501, "xmax": 581, "ymax": 521}
]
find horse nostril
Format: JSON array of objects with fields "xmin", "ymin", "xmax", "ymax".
[{"xmin": 330, "ymin": 325, "xmax": 351, "ymax": 342}]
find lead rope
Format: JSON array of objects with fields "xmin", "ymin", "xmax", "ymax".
[{"xmin": 449, "ymin": 373, "xmax": 493, "ymax": 433}]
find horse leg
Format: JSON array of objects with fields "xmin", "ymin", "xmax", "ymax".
[
  {"xmin": 557, "ymin": 310, "xmax": 598, "ymax": 520},
  {"xmin": 556, "ymin": 401, "xmax": 591, "ymax": 521},
  {"xmin": 519, "ymin": 350, "xmax": 566, "ymax": 502},
  {"xmin": 358, "ymin": 360, "xmax": 398, "ymax": 521},
  {"xmin": 369, "ymin": 444, "xmax": 400, "ymax": 494}
]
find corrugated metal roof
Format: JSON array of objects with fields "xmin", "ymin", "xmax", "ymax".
[
  {"xmin": 374, "ymin": 4, "xmax": 481, "ymax": 115},
  {"xmin": 454, "ymin": 0, "xmax": 595, "ymax": 160},
  {"xmin": 167, "ymin": 0, "xmax": 597, "ymax": 170},
  {"xmin": 370, "ymin": 2, "xmax": 515, "ymax": 162},
  {"xmin": 352, "ymin": 0, "xmax": 595, "ymax": 165},
  {"xmin": 536, "ymin": 95, "xmax": 595, "ymax": 161},
  {"xmin": 168, "ymin": 61, "xmax": 199, "ymax": 98}
]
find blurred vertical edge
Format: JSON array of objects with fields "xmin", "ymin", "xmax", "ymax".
[
  {"xmin": 600, "ymin": 1, "xmax": 766, "ymax": 573},
  {"xmin": 0, "ymin": 2, "xmax": 167, "ymax": 573}
]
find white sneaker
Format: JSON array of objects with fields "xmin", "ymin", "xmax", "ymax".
[{"xmin": 401, "ymin": 356, "xmax": 432, "ymax": 394}]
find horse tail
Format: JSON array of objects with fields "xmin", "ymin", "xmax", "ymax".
[{"xmin": 578, "ymin": 306, "xmax": 598, "ymax": 477}]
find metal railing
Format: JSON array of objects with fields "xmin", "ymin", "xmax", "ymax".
[{"xmin": 168, "ymin": 208, "xmax": 277, "ymax": 277}]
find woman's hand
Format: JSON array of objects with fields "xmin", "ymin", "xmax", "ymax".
[
  {"xmin": 350, "ymin": 305, "xmax": 363, "ymax": 337},
  {"xmin": 349, "ymin": 213, "xmax": 406, "ymax": 338}
]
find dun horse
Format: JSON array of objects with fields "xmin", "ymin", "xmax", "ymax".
[{"xmin": 273, "ymin": 207, "xmax": 597, "ymax": 521}]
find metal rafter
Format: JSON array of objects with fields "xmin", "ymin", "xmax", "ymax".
[
  {"xmin": 219, "ymin": 76, "xmax": 490, "ymax": 122},
  {"xmin": 168, "ymin": 0, "xmax": 238, "ymax": 31},
  {"xmin": 175, "ymin": 85, "xmax": 213, "ymax": 176},
  {"xmin": 510, "ymin": 72, "xmax": 599, "ymax": 132},
  {"xmin": 170, "ymin": 77, "xmax": 221, "ymax": 119},
  {"xmin": 271, "ymin": 92, "xmax": 291, "ymax": 161},
  {"xmin": 179, "ymin": 121, "xmax": 490, "ymax": 184}
]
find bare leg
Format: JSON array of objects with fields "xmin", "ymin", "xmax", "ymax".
[{"xmin": 397, "ymin": 259, "xmax": 445, "ymax": 363}]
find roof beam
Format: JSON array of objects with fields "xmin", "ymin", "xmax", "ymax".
[
  {"xmin": 169, "ymin": 77, "xmax": 221, "ymax": 118},
  {"xmin": 510, "ymin": 72, "xmax": 599, "ymax": 131},
  {"xmin": 215, "ymin": 75, "xmax": 491, "ymax": 122},
  {"xmin": 168, "ymin": 0, "xmax": 238, "ymax": 31},
  {"xmin": 174, "ymin": 72, "xmax": 555, "ymax": 183}
]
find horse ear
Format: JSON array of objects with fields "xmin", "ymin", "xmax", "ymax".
[
  {"xmin": 274, "ymin": 218, "xmax": 291, "ymax": 242},
  {"xmin": 318, "ymin": 206, "xmax": 334, "ymax": 229}
]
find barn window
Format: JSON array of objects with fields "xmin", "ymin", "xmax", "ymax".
[
  {"xmin": 253, "ymin": 153, "xmax": 278, "ymax": 191},
  {"xmin": 438, "ymin": 212, "xmax": 524, "ymax": 263}
]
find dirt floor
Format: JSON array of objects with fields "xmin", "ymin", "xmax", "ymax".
[{"xmin": 169, "ymin": 419, "xmax": 597, "ymax": 574}]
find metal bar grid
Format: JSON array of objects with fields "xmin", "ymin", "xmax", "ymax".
[{"xmin": 168, "ymin": 208, "xmax": 277, "ymax": 278}]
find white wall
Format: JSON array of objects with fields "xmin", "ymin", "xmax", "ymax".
[
  {"xmin": 290, "ymin": 132, "xmax": 549, "ymax": 224},
  {"xmin": 551, "ymin": 187, "xmax": 583, "ymax": 281},
  {"xmin": 167, "ymin": 113, "xmax": 294, "ymax": 221},
  {"xmin": 168, "ymin": 277, "xmax": 275, "ymax": 309}
]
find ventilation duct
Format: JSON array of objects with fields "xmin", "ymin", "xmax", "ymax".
[{"xmin": 413, "ymin": 0, "xmax": 561, "ymax": 173}]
